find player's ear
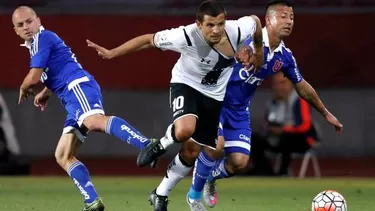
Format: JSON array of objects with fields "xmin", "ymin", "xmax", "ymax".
[
  {"xmin": 265, "ymin": 14, "xmax": 271, "ymax": 26},
  {"xmin": 195, "ymin": 20, "xmax": 202, "ymax": 30}
]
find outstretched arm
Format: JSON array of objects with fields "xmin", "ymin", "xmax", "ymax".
[
  {"xmin": 86, "ymin": 34, "xmax": 154, "ymax": 59},
  {"xmin": 87, "ymin": 25, "xmax": 188, "ymax": 60},
  {"xmin": 294, "ymin": 80, "xmax": 327, "ymax": 117},
  {"xmin": 294, "ymin": 79, "xmax": 343, "ymax": 132}
]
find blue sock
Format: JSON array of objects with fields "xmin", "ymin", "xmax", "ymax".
[
  {"xmin": 67, "ymin": 160, "xmax": 98, "ymax": 204},
  {"xmin": 105, "ymin": 116, "xmax": 150, "ymax": 150},
  {"xmin": 207, "ymin": 158, "xmax": 233, "ymax": 183},
  {"xmin": 188, "ymin": 150, "xmax": 216, "ymax": 200}
]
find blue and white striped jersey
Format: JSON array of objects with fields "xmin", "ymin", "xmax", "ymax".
[{"xmin": 22, "ymin": 26, "xmax": 93, "ymax": 99}]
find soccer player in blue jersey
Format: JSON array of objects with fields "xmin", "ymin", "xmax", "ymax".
[
  {"xmin": 186, "ymin": 1, "xmax": 344, "ymax": 209},
  {"xmin": 13, "ymin": 6, "xmax": 153, "ymax": 211}
]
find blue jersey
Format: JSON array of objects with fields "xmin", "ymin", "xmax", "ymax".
[
  {"xmin": 26, "ymin": 26, "xmax": 93, "ymax": 99},
  {"xmin": 219, "ymin": 31, "xmax": 303, "ymax": 155},
  {"xmin": 224, "ymin": 38, "xmax": 303, "ymax": 111},
  {"xmin": 23, "ymin": 26, "xmax": 105, "ymax": 142}
]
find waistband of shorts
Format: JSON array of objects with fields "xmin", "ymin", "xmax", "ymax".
[{"xmin": 67, "ymin": 76, "xmax": 90, "ymax": 90}]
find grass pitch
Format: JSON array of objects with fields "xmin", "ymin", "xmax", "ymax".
[{"xmin": 0, "ymin": 176, "xmax": 372, "ymax": 210}]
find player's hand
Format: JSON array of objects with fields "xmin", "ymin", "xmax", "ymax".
[
  {"xmin": 325, "ymin": 112, "xmax": 343, "ymax": 132},
  {"xmin": 34, "ymin": 91, "xmax": 50, "ymax": 111},
  {"xmin": 236, "ymin": 45, "xmax": 253, "ymax": 70},
  {"xmin": 86, "ymin": 39, "xmax": 114, "ymax": 59},
  {"xmin": 249, "ymin": 45, "xmax": 264, "ymax": 71},
  {"xmin": 18, "ymin": 88, "xmax": 33, "ymax": 105}
]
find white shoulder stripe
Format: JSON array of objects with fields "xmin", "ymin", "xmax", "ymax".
[
  {"xmin": 33, "ymin": 33, "xmax": 39, "ymax": 56},
  {"xmin": 31, "ymin": 30, "xmax": 43, "ymax": 56}
]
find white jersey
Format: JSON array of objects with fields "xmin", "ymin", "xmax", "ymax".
[{"xmin": 153, "ymin": 16, "xmax": 257, "ymax": 101}]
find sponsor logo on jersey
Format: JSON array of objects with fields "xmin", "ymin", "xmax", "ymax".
[
  {"xmin": 239, "ymin": 68, "xmax": 264, "ymax": 86},
  {"xmin": 239, "ymin": 134, "xmax": 250, "ymax": 142}
]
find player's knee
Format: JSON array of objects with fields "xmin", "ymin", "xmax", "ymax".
[
  {"xmin": 174, "ymin": 126, "xmax": 195, "ymax": 142},
  {"xmin": 83, "ymin": 114, "xmax": 108, "ymax": 132},
  {"xmin": 174, "ymin": 116, "xmax": 196, "ymax": 142},
  {"xmin": 55, "ymin": 148, "xmax": 74, "ymax": 168},
  {"xmin": 228, "ymin": 153, "xmax": 250, "ymax": 173},
  {"xmin": 55, "ymin": 134, "xmax": 80, "ymax": 169},
  {"xmin": 179, "ymin": 140, "xmax": 201, "ymax": 165}
]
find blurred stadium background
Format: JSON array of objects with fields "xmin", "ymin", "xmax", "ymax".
[
  {"xmin": 0, "ymin": 0, "xmax": 374, "ymax": 210},
  {"xmin": 1, "ymin": 0, "xmax": 374, "ymax": 176}
]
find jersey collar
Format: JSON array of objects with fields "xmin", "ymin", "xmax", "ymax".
[{"xmin": 20, "ymin": 26, "xmax": 45, "ymax": 49}]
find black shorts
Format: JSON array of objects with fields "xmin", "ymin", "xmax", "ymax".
[{"xmin": 169, "ymin": 83, "xmax": 222, "ymax": 149}]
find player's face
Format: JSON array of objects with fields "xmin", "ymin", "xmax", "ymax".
[
  {"xmin": 13, "ymin": 10, "xmax": 41, "ymax": 41},
  {"xmin": 196, "ymin": 13, "xmax": 226, "ymax": 45},
  {"xmin": 272, "ymin": 73, "xmax": 293, "ymax": 100},
  {"xmin": 267, "ymin": 5, "xmax": 294, "ymax": 38}
]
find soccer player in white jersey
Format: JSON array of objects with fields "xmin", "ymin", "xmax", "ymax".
[{"xmin": 87, "ymin": 1, "xmax": 263, "ymax": 210}]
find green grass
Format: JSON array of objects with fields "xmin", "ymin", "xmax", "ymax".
[{"xmin": 0, "ymin": 176, "xmax": 372, "ymax": 211}]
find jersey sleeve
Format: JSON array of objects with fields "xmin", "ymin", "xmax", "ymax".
[
  {"xmin": 153, "ymin": 26, "xmax": 188, "ymax": 53},
  {"xmin": 236, "ymin": 16, "xmax": 257, "ymax": 44},
  {"xmin": 282, "ymin": 49, "xmax": 303, "ymax": 83},
  {"xmin": 30, "ymin": 31, "xmax": 56, "ymax": 69}
]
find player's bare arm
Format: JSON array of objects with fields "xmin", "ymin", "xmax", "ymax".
[
  {"xmin": 236, "ymin": 15, "xmax": 264, "ymax": 70},
  {"xmin": 20, "ymin": 68, "xmax": 43, "ymax": 90},
  {"xmin": 249, "ymin": 15, "xmax": 264, "ymax": 69},
  {"xmin": 294, "ymin": 79, "xmax": 343, "ymax": 132},
  {"xmin": 18, "ymin": 68, "xmax": 43, "ymax": 104},
  {"xmin": 86, "ymin": 34, "xmax": 154, "ymax": 59}
]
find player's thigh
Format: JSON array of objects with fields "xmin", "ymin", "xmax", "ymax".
[
  {"xmin": 170, "ymin": 83, "xmax": 198, "ymax": 139},
  {"xmin": 192, "ymin": 95, "xmax": 222, "ymax": 149},
  {"xmin": 64, "ymin": 80, "xmax": 105, "ymax": 130},
  {"xmin": 223, "ymin": 128, "xmax": 251, "ymax": 168},
  {"xmin": 56, "ymin": 119, "xmax": 88, "ymax": 159},
  {"xmin": 55, "ymin": 133, "xmax": 80, "ymax": 159}
]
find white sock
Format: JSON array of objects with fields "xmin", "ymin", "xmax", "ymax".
[
  {"xmin": 160, "ymin": 124, "xmax": 175, "ymax": 149},
  {"xmin": 156, "ymin": 154, "xmax": 192, "ymax": 196}
]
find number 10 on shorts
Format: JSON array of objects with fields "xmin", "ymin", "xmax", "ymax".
[{"xmin": 172, "ymin": 96, "xmax": 184, "ymax": 116}]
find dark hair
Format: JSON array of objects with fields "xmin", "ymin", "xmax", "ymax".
[
  {"xmin": 196, "ymin": 0, "xmax": 226, "ymax": 23},
  {"xmin": 266, "ymin": 0, "xmax": 293, "ymax": 12}
]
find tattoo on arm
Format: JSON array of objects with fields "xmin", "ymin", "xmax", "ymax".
[{"xmin": 296, "ymin": 81, "xmax": 328, "ymax": 117}]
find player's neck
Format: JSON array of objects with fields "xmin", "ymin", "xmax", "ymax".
[{"xmin": 266, "ymin": 28, "xmax": 282, "ymax": 52}]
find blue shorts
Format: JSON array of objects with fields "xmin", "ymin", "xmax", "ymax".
[
  {"xmin": 218, "ymin": 107, "xmax": 251, "ymax": 155},
  {"xmin": 61, "ymin": 76, "xmax": 105, "ymax": 142}
]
